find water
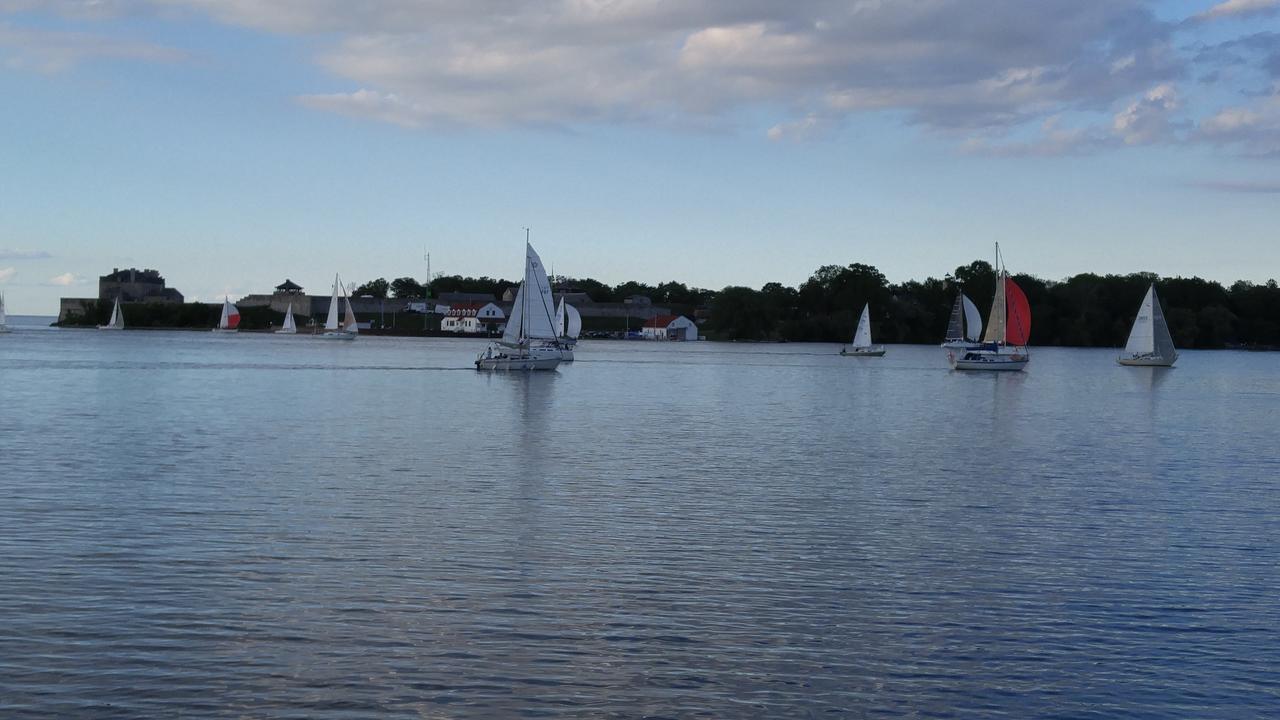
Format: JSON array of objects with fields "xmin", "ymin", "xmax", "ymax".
[{"xmin": 1, "ymin": 329, "xmax": 1278, "ymax": 718}]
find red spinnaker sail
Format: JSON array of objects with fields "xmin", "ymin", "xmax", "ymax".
[
  {"xmin": 1005, "ymin": 277, "xmax": 1031, "ymax": 346},
  {"xmin": 227, "ymin": 308, "xmax": 241, "ymax": 330}
]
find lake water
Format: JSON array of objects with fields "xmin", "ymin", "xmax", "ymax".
[{"xmin": 2, "ymin": 324, "xmax": 1278, "ymax": 718}]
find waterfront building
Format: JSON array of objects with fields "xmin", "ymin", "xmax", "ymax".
[
  {"xmin": 441, "ymin": 302, "xmax": 505, "ymax": 334},
  {"xmin": 641, "ymin": 314, "xmax": 699, "ymax": 341}
]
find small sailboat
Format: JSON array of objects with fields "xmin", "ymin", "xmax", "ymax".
[
  {"xmin": 1119, "ymin": 284, "xmax": 1178, "ymax": 367},
  {"xmin": 476, "ymin": 238, "xmax": 562, "ymax": 371},
  {"xmin": 321, "ymin": 275, "xmax": 358, "ymax": 340},
  {"xmin": 839, "ymin": 303, "xmax": 885, "ymax": 357},
  {"xmin": 212, "ymin": 297, "xmax": 241, "ymax": 333},
  {"xmin": 941, "ymin": 292, "xmax": 983, "ymax": 352},
  {"xmin": 554, "ymin": 297, "xmax": 583, "ymax": 361},
  {"xmin": 98, "ymin": 296, "xmax": 125, "ymax": 331},
  {"xmin": 275, "ymin": 304, "xmax": 297, "ymax": 335},
  {"xmin": 951, "ymin": 244, "xmax": 1030, "ymax": 371},
  {"xmin": 0, "ymin": 292, "xmax": 9, "ymax": 333}
]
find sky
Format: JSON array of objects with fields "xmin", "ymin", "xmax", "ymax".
[{"xmin": 1, "ymin": 0, "xmax": 1279, "ymax": 313}]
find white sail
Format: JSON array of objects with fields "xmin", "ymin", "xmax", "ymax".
[
  {"xmin": 1151, "ymin": 287, "xmax": 1177, "ymax": 361},
  {"xmin": 1123, "ymin": 285, "xmax": 1157, "ymax": 356},
  {"xmin": 325, "ymin": 275, "xmax": 341, "ymax": 331},
  {"xmin": 852, "ymin": 304, "xmax": 873, "ymax": 348},
  {"xmin": 499, "ymin": 243, "xmax": 559, "ymax": 346},
  {"xmin": 218, "ymin": 299, "xmax": 230, "ymax": 329},
  {"xmin": 565, "ymin": 303, "xmax": 582, "ymax": 339},
  {"xmin": 280, "ymin": 304, "xmax": 296, "ymax": 333},
  {"xmin": 982, "ymin": 271, "xmax": 1006, "ymax": 344},
  {"xmin": 342, "ymin": 292, "xmax": 358, "ymax": 334},
  {"xmin": 109, "ymin": 297, "xmax": 124, "ymax": 329},
  {"xmin": 0, "ymin": 292, "xmax": 7, "ymax": 327},
  {"xmin": 962, "ymin": 294, "xmax": 982, "ymax": 341},
  {"xmin": 556, "ymin": 298, "xmax": 566, "ymax": 335}
]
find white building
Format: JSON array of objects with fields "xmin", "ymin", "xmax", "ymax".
[
  {"xmin": 441, "ymin": 302, "xmax": 505, "ymax": 334},
  {"xmin": 641, "ymin": 314, "xmax": 699, "ymax": 341}
]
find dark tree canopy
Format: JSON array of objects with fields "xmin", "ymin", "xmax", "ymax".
[{"xmin": 352, "ymin": 278, "xmax": 389, "ymax": 298}]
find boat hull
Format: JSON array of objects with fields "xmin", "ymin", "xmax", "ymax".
[
  {"xmin": 559, "ymin": 348, "xmax": 575, "ymax": 362},
  {"xmin": 1118, "ymin": 354, "xmax": 1176, "ymax": 367},
  {"xmin": 274, "ymin": 330, "xmax": 296, "ymax": 335},
  {"xmin": 953, "ymin": 355, "xmax": 1028, "ymax": 371},
  {"xmin": 320, "ymin": 331, "xmax": 357, "ymax": 340},
  {"xmin": 476, "ymin": 355, "xmax": 561, "ymax": 371},
  {"xmin": 210, "ymin": 328, "xmax": 238, "ymax": 334},
  {"xmin": 840, "ymin": 346, "xmax": 885, "ymax": 357},
  {"xmin": 96, "ymin": 326, "xmax": 123, "ymax": 331}
]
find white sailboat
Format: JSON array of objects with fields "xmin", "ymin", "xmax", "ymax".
[
  {"xmin": 320, "ymin": 275, "xmax": 358, "ymax": 340},
  {"xmin": 0, "ymin": 292, "xmax": 9, "ymax": 333},
  {"xmin": 554, "ymin": 297, "xmax": 583, "ymax": 361},
  {"xmin": 476, "ymin": 239, "xmax": 562, "ymax": 371},
  {"xmin": 951, "ymin": 244, "xmax": 1030, "ymax": 371},
  {"xmin": 1119, "ymin": 284, "xmax": 1178, "ymax": 367},
  {"xmin": 275, "ymin": 303, "xmax": 297, "ymax": 335},
  {"xmin": 839, "ymin": 303, "xmax": 885, "ymax": 357},
  {"xmin": 212, "ymin": 297, "xmax": 240, "ymax": 333},
  {"xmin": 941, "ymin": 292, "xmax": 983, "ymax": 351},
  {"xmin": 98, "ymin": 296, "xmax": 125, "ymax": 331}
]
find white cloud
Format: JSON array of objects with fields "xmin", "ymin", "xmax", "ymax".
[
  {"xmin": 48, "ymin": 272, "xmax": 80, "ymax": 286},
  {"xmin": 0, "ymin": 248, "xmax": 51, "ymax": 260},
  {"xmin": 1113, "ymin": 83, "xmax": 1180, "ymax": 145},
  {"xmin": 1196, "ymin": 0, "xmax": 1280, "ymax": 21},
  {"xmin": 1199, "ymin": 92, "xmax": 1280, "ymax": 155},
  {"xmin": 0, "ymin": 267, "xmax": 15, "ymax": 282},
  {"xmin": 0, "ymin": 21, "xmax": 184, "ymax": 73}
]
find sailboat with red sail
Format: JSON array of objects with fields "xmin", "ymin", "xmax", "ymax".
[
  {"xmin": 951, "ymin": 244, "xmax": 1031, "ymax": 371},
  {"xmin": 212, "ymin": 297, "xmax": 241, "ymax": 333}
]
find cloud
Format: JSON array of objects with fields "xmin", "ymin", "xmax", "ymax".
[
  {"xmin": 1198, "ymin": 93, "xmax": 1280, "ymax": 155},
  {"xmin": 0, "ymin": 21, "xmax": 184, "ymax": 73},
  {"xmin": 0, "ymin": 267, "xmax": 14, "ymax": 282},
  {"xmin": 1113, "ymin": 83, "xmax": 1180, "ymax": 144},
  {"xmin": 47, "ymin": 272, "xmax": 80, "ymax": 286},
  {"xmin": 1196, "ymin": 0, "xmax": 1280, "ymax": 21},
  {"xmin": 0, "ymin": 248, "xmax": 51, "ymax": 260},
  {"xmin": 115, "ymin": 0, "xmax": 1179, "ymax": 136},
  {"xmin": 1191, "ymin": 178, "xmax": 1280, "ymax": 193}
]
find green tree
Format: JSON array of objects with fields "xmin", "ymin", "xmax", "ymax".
[
  {"xmin": 353, "ymin": 278, "xmax": 389, "ymax": 298},
  {"xmin": 390, "ymin": 277, "xmax": 425, "ymax": 298}
]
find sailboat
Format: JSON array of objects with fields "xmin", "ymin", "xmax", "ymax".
[
  {"xmin": 98, "ymin": 296, "xmax": 125, "ymax": 331},
  {"xmin": 839, "ymin": 303, "xmax": 885, "ymax": 356},
  {"xmin": 951, "ymin": 244, "xmax": 1030, "ymax": 371},
  {"xmin": 1119, "ymin": 284, "xmax": 1178, "ymax": 367},
  {"xmin": 941, "ymin": 292, "xmax": 983, "ymax": 352},
  {"xmin": 212, "ymin": 297, "xmax": 240, "ymax": 333},
  {"xmin": 554, "ymin": 297, "xmax": 583, "ymax": 361},
  {"xmin": 0, "ymin": 292, "xmax": 9, "ymax": 333},
  {"xmin": 275, "ymin": 303, "xmax": 297, "ymax": 335},
  {"xmin": 320, "ymin": 275, "xmax": 358, "ymax": 340},
  {"xmin": 476, "ymin": 239, "xmax": 562, "ymax": 371}
]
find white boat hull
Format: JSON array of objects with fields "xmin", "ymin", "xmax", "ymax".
[
  {"xmin": 274, "ymin": 329, "xmax": 296, "ymax": 335},
  {"xmin": 320, "ymin": 331, "xmax": 357, "ymax": 340},
  {"xmin": 952, "ymin": 351, "xmax": 1029, "ymax": 371},
  {"xmin": 210, "ymin": 328, "xmax": 238, "ymax": 334},
  {"xmin": 559, "ymin": 348, "xmax": 575, "ymax": 362},
  {"xmin": 840, "ymin": 345, "xmax": 885, "ymax": 357},
  {"xmin": 476, "ymin": 355, "xmax": 561, "ymax": 371},
  {"xmin": 96, "ymin": 326, "xmax": 123, "ymax": 331},
  {"xmin": 1119, "ymin": 353, "xmax": 1176, "ymax": 367}
]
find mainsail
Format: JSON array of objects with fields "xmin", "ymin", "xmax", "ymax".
[
  {"xmin": 852, "ymin": 304, "xmax": 873, "ymax": 348},
  {"xmin": 945, "ymin": 295, "xmax": 965, "ymax": 340},
  {"xmin": 1151, "ymin": 287, "xmax": 1177, "ymax": 360},
  {"xmin": 281, "ymin": 304, "xmax": 296, "ymax": 333},
  {"xmin": 502, "ymin": 243, "xmax": 558, "ymax": 347},
  {"xmin": 1123, "ymin": 285, "xmax": 1156, "ymax": 356},
  {"xmin": 325, "ymin": 275, "xmax": 341, "ymax": 331},
  {"xmin": 108, "ymin": 297, "xmax": 124, "ymax": 329}
]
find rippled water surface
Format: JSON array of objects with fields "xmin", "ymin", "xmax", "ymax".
[{"xmin": 2, "ymin": 325, "xmax": 1278, "ymax": 718}]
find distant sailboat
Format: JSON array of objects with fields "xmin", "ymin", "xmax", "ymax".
[
  {"xmin": 321, "ymin": 275, "xmax": 358, "ymax": 340},
  {"xmin": 840, "ymin": 303, "xmax": 885, "ymax": 357},
  {"xmin": 276, "ymin": 304, "xmax": 297, "ymax": 335},
  {"xmin": 554, "ymin": 297, "xmax": 582, "ymax": 361},
  {"xmin": 1119, "ymin": 284, "xmax": 1178, "ymax": 367},
  {"xmin": 476, "ymin": 238, "xmax": 562, "ymax": 371},
  {"xmin": 98, "ymin": 296, "xmax": 125, "ymax": 331},
  {"xmin": 0, "ymin": 292, "xmax": 9, "ymax": 333},
  {"xmin": 950, "ymin": 244, "xmax": 1030, "ymax": 371},
  {"xmin": 212, "ymin": 297, "xmax": 240, "ymax": 333},
  {"xmin": 941, "ymin": 292, "xmax": 983, "ymax": 352}
]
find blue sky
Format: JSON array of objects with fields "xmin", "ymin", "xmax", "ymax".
[{"xmin": 2, "ymin": 0, "xmax": 1279, "ymax": 313}]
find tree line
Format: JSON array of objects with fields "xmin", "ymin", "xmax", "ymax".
[{"xmin": 355, "ymin": 261, "xmax": 1278, "ymax": 349}]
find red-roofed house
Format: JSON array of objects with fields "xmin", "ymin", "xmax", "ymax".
[
  {"xmin": 442, "ymin": 302, "xmax": 505, "ymax": 334},
  {"xmin": 641, "ymin": 314, "xmax": 699, "ymax": 341}
]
